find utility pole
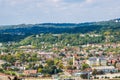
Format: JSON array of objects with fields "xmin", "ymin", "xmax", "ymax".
[{"xmin": 88, "ymin": 72, "xmax": 90, "ymax": 80}]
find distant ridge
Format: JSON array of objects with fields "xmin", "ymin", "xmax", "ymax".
[{"xmin": 0, "ymin": 18, "xmax": 120, "ymax": 42}]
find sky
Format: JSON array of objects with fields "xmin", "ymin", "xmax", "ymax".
[{"xmin": 0, "ymin": 0, "xmax": 120, "ymax": 25}]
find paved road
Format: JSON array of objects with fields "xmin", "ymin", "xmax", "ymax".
[
  {"xmin": 62, "ymin": 70, "xmax": 71, "ymax": 77},
  {"xmin": 0, "ymin": 73, "xmax": 14, "ymax": 80},
  {"xmin": 96, "ymin": 73, "xmax": 120, "ymax": 79},
  {"xmin": 0, "ymin": 75, "xmax": 9, "ymax": 80}
]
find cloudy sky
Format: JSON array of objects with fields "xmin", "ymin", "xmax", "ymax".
[{"xmin": 0, "ymin": 0, "xmax": 120, "ymax": 25}]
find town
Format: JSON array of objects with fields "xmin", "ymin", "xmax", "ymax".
[
  {"xmin": 0, "ymin": 0, "xmax": 120, "ymax": 79},
  {"xmin": 0, "ymin": 33, "xmax": 120, "ymax": 80}
]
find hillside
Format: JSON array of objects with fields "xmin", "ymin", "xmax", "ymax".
[{"xmin": 0, "ymin": 18, "xmax": 120, "ymax": 42}]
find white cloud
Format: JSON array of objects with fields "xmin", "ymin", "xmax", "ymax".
[
  {"xmin": 0, "ymin": 0, "xmax": 120, "ymax": 25},
  {"xmin": 86, "ymin": 0, "xmax": 95, "ymax": 3},
  {"xmin": 4, "ymin": 0, "xmax": 27, "ymax": 5},
  {"xmin": 51, "ymin": 0, "xmax": 60, "ymax": 3}
]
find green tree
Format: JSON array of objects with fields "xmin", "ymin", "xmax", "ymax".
[
  {"xmin": 80, "ymin": 73, "xmax": 88, "ymax": 79},
  {"xmin": 82, "ymin": 63, "xmax": 89, "ymax": 70},
  {"xmin": 92, "ymin": 69, "xmax": 97, "ymax": 75}
]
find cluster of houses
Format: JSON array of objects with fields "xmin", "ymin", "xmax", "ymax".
[{"xmin": 0, "ymin": 43, "xmax": 120, "ymax": 79}]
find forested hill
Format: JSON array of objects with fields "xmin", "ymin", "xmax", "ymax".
[{"xmin": 0, "ymin": 18, "xmax": 120, "ymax": 42}]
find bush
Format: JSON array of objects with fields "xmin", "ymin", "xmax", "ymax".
[
  {"xmin": 19, "ymin": 74, "xmax": 25, "ymax": 77},
  {"xmin": 0, "ymin": 68, "xmax": 4, "ymax": 73},
  {"xmin": 96, "ymin": 77, "xmax": 99, "ymax": 79},
  {"xmin": 115, "ymin": 76, "xmax": 117, "ymax": 78},
  {"xmin": 105, "ymin": 76, "xmax": 108, "ymax": 79},
  {"xmin": 94, "ymin": 76, "xmax": 97, "ymax": 79},
  {"xmin": 101, "ymin": 76, "xmax": 104, "ymax": 79},
  {"xmin": 114, "ymin": 76, "xmax": 120, "ymax": 78},
  {"xmin": 118, "ymin": 70, "xmax": 120, "ymax": 72},
  {"xmin": 4, "ymin": 71, "xmax": 12, "ymax": 75},
  {"xmin": 110, "ymin": 71, "xmax": 114, "ymax": 74},
  {"xmin": 80, "ymin": 74, "xmax": 88, "ymax": 79},
  {"xmin": 94, "ymin": 77, "xmax": 99, "ymax": 79},
  {"xmin": 11, "ymin": 72, "xmax": 17, "ymax": 76},
  {"xmin": 4, "ymin": 71, "xmax": 17, "ymax": 76}
]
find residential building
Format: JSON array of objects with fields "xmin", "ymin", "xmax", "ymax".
[
  {"xmin": 86, "ymin": 57, "xmax": 107, "ymax": 67},
  {"xmin": 92, "ymin": 66, "xmax": 118, "ymax": 73}
]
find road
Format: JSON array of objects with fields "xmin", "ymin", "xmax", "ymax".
[
  {"xmin": 95, "ymin": 73, "xmax": 120, "ymax": 79},
  {"xmin": 0, "ymin": 73, "xmax": 14, "ymax": 80},
  {"xmin": 0, "ymin": 75, "xmax": 9, "ymax": 80}
]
